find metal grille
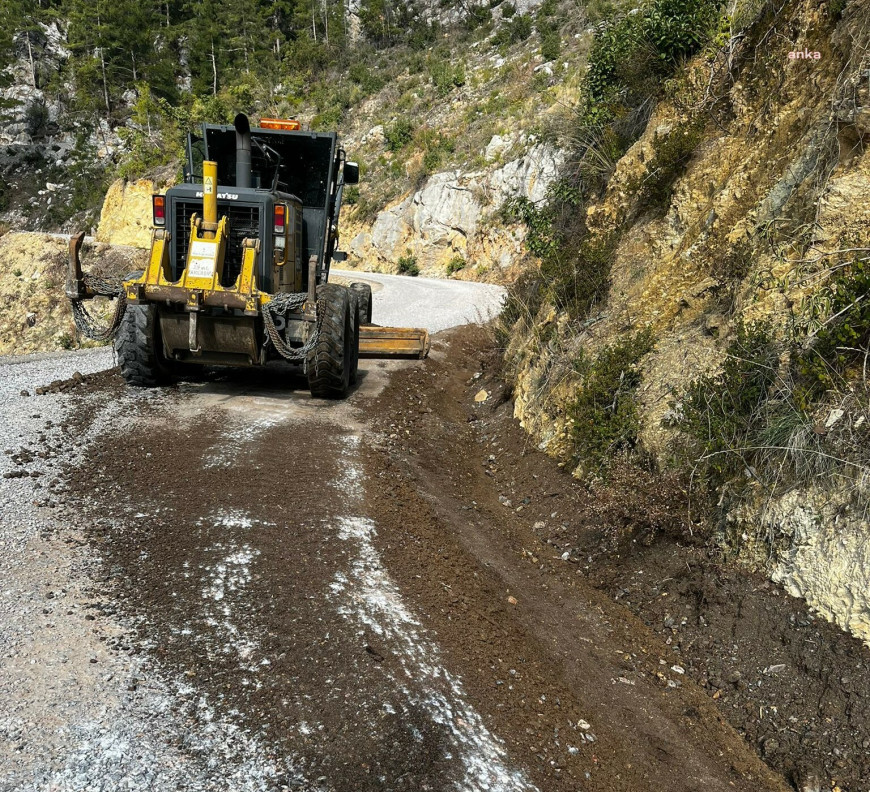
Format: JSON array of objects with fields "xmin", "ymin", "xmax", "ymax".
[{"xmin": 173, "ymin": 201, "xmax": 261, "ymax": 286}]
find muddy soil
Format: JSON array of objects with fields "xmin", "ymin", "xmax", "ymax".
[
  {"xmin": 51, "ymin": 326, "xmax": 869, "ymax": 792},
  {"xmin": 362, "ymin": 326, "xmax": 869, "ymax": 792}
]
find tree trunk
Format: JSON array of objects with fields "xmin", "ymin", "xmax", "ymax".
[
  {"xmin": 243, "ymin": 21, "xmax": 249, "ymax": 72},
  {"xmin": 100, "ymin": 48, "xmax": 110, "ymax": 114},
  {"xmin": 26, "ymin": 34, "xmax": 36, "ymax": 88},
  {"xmin": 210, "ymin": 41, "xmax": 217, "ymax": 95}
]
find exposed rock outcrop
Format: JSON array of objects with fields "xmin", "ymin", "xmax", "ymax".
[
  {"xmin": 96, "ymin": 178, "xmax": 172, "ymax": 249},
  {"xmin": 348, "ymin": 143, "xmax": 564, "ymax": 277},
  {"xmin": 504, "ymin": 0, "xmax": 870, "ymax": 645}
]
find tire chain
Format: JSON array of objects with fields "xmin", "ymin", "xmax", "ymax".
[
  {"xmin": 70, "ymin": 274, "xmax": 127, "ymax": 342},
  {"xmin": 261, "ymin": 291, "xmax": 321, "ymax": 363}
]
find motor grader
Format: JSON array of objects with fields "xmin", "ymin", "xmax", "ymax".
[{"xmin": 65, "ymin": 113, "xmax": 429, "ymax": 398}]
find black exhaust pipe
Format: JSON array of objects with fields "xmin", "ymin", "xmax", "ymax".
[{"xmin": 234, "ymin": 113, "xmax": 252, "ymax": 189}]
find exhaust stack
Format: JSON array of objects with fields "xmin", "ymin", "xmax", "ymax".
[{"xmin": 234, "ymin": 113, "xmax": 252, "ymax": 189}]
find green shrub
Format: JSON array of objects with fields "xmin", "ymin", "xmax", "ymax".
[
  {"xmin": 466, "ymin": 4, "xmax": 493, "ymax": 29},
  {"xmin": 626, "ymin": 116, "xmax": 705, "ymax": 214},
  {"xmin": 419, "ymin": 129, "xmax": 456, "ymax": 174},
  {"xmin": 568, "ymin": 329, "xmax": 656, "ymax": 473},
  {"xmin": 348, "ymin": 64, "xmax": 386, "ymax": 95},
  {"xmin": 493, "ymin": 13, "xmax": 533, "ymax": 47},
  {"xmin": 343, "ymin": 186, "xmax": 360, "ymax": 206},
  {"xmin": 384, "ymin": 118, "xmax": 414, "ymax": 151},
  {"xmin": 680, "ymin": 322, "xmax": 783, "ymax": 480},
  {"xmin": 397, "ymin": 250, "xmax": 420, "ymax": 276},
  {"xmin": 497, "ymin": 269, "xmax": 546, "ymax": 346},
  {"xmin": 311, "ymin": 105, "xmax": 343, "ymax": 131},
  {"xmin": 427, "ymin": 57, "xmax": 466, "ymax": 95},
  {"xmin": 584, "ymin": 0, "xmax": 724, "ymax": 124},
  {"xmin": 446, "ymin": 256, "xmax": 466, "ymax": 275},
  {"xmin": 536, "ymin": 0, "xmax": 561, "ymax": 60},
  {"xmin": 503, "ymin": 183, "xmax": 616, "ymax": 318},
  {"xmin": 540, "ymin": 30, "xmax": 561, "ymax": 61},
  {"xmin": 800, "ymin": 259, "xmax": 870, "ymax": 393},
  {"xmin": 423, "ymin": 148, "xmax": 442, "ymax": 174},
  {"xmin": 509, "ymin": 13, "xmax": 532, "ymax": 41},
  {"xmin": 501, "ymin": 2, "xmax": 516, "ymax": 17}
]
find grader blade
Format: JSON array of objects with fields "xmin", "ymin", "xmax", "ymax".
[{"xmin": 359, "ymin": 325, "xmax": 430, "ymax": 359}]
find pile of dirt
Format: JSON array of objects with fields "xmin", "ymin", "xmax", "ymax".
[{"xmin": 363, "ymin": 325, "xmax": 870, "ymax": 792}]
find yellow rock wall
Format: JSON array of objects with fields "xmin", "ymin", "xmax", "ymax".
[
  {"xmin": 96, "ymin": 178, "xmax": 168, "ymax": 249},
  {"xmin": 0, "ymin": 232, "xmax": 146, "ymax": 356},
  {"xmin": 506, "ymin": 0, "xmax": 870, "ymax": 643}
]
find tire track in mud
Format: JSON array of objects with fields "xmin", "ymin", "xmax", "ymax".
[{"xmin": 327, "ymin": 434, "xmax": 535, "ymax": 792}]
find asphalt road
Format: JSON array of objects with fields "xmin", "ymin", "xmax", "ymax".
[{"xmin": 332, "ymin": 269, "xmax": 505, "ymax": 333}]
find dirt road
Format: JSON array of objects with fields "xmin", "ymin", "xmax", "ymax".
[{"xmin": 2, "ymin": 274, "xmax": 849, "ymax": 791}]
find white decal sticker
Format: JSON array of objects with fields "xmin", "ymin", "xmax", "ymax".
[
  {"xmin": 191, "ymin": 241, "xmax": 217, "ymax": 258},
  {"xmin": 188, "ymin": 240, "xmax": 217, "ymax": 279}
]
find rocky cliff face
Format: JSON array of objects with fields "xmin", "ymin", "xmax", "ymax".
[
  {"xmin": 347, "ymin": 141, "xmax": 563, "ymax": 277},
  {"xmin": 504, "ymin": 0, "xmax": 870, "ymax": 645},
  {"xmin": 0, "ymin": 20, "xmax": 121, "ymax": 234}
]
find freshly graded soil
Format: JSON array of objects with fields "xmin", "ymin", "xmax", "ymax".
[
  {"xmin": 362, "ymin": 325, "xmax": 869, "ymax": 792},
  {"xmin": 54, "ymin": 325, "xmax": 869, "ymax": 792}
]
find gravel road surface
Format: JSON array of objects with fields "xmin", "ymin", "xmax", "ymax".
[{"xmin": 0, "ymin": 276, "xmax": 795, "ymax": 792}]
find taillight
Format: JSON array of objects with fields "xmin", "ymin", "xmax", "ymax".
[
  {"xmin": 273, "ymin": 204, "xmax": 286, "ymax": 234},
  {"xmin": 152, "ymin": 195, "xmax": 166, "ymax": 227}
]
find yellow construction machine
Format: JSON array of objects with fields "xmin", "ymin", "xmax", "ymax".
[{"xmin": 66, "ymin": 113, "xmax": 429, "ymax": 398}]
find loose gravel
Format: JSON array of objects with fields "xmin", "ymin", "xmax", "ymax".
[{"xmin": 0, "ymin": 349, "xmax": 319, "ymax": 792}]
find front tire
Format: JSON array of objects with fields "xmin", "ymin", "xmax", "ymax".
[
  {"xmin": 115, "ymin": 303, "xmax": 169, "ymax": 387},
  {"xmin": 307, "ymin": 284, "xmax": 358, "ymax": 399}
]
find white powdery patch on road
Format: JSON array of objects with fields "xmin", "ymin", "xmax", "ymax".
[
  {"xmin": 332, "ymin": 434, "xmax": 365, "ymax": 500},
  {"xmin": 46, "ymin": 680, "xmax": 319, "ymax": 792},
  {"xmin": 331, "ymin": 516, "xmax": 537, "ymax": 792},
  {"xmin": 199, "ymin": 542, "xmax": 261, "ymax": 665},
  {"xmin": 201, "ymin": 416, "xmax": 283, "ymax": 468},
  {"xmin": 202, "ymin": 545, "xmax": 258, "ymax": 602},
  {"xmin": 330, "ymin": 433, "xmax": 535, "ymax": 790},
  {"xmin": 212, "ymin": 509, "xmax": 256, "ymax": 530}
]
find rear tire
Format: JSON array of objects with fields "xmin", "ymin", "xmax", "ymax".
[
  {"xmin": 115, "ymin": 303, "xmax": 169, "ymax": 387},
  {"xmin": 350, "ymin": 282, "xmax": 373, "ymax": 326},
  {"xmin": 307, "ymin": 284, "xmax": 358, "ymax": 399},
  {"xmin": 349, "ymin": 291, "xmax": 361, "ymax": 386}
]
